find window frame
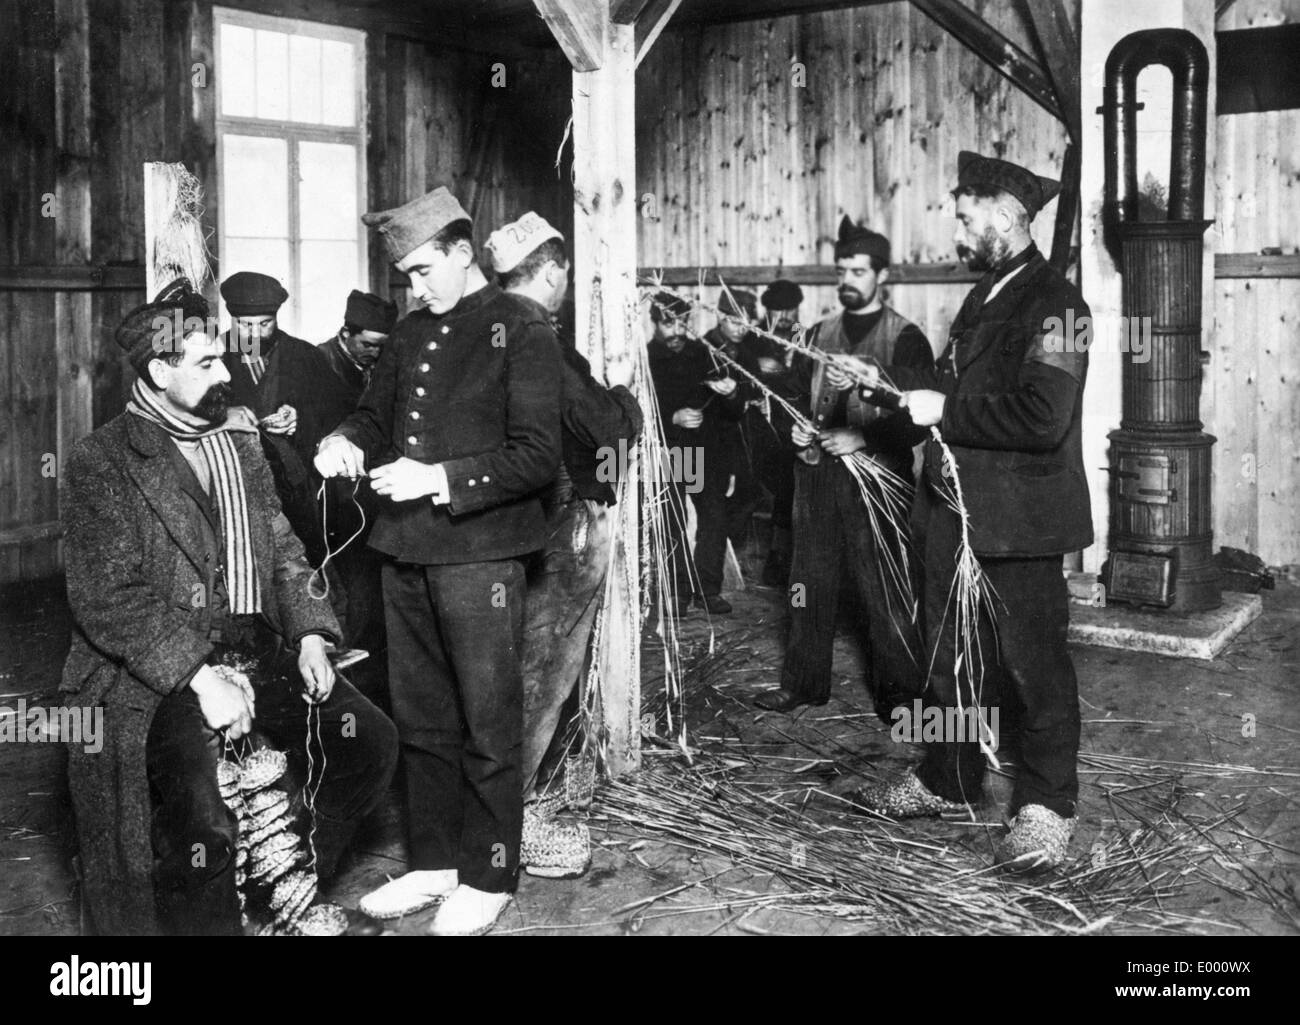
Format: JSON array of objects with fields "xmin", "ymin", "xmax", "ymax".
[{"xmin": 213, "ymin": 5, "xmax": 368, "ymax": 339}]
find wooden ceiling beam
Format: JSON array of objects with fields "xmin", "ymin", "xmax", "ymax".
[
  {"xmin": 1018, "ymin": 0, "xmax": 1081, "ymax": 144},
  {"xmin": 909, "ymin": 0, "xmax": 1065, "ymax": 126},
  {"xmin": 532, "ymin": 0, "xmax": 606, "ymax": 71},
  {"xmin": 634, "ymin": 0, "xmax": 683, "ymax": 66},
  {"xmin": 612, "ymin": 0, "xmax": 653, "ymax": 23}
]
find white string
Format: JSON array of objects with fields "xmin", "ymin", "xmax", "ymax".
[{"xmin": 307, "ymin": 477, "xmax": 367, "ymax": 601}]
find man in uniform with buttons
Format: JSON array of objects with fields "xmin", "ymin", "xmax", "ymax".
[{"xmin": 315, "ymin": 187, "xmax": 561, "ymax": 935}]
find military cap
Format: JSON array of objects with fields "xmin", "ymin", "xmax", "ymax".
[
  {"xmin": 761, "ymin": 279, "xmax": 804, "ymax": 311},
  {"xmin": 834, "ymin": 217, "xmax": 891, "ymax": 264},
  {"xmin": 953, "ymin": 150, "xmax": 1061, "ymax": 220},
  {"xmin": 362, "ymin": 186, "xmax": 472, "ymax": 263},
  {"xmin": 115, "ymin": 278, "xmax": 211, "ymax": 359},
  {"xmin": 344, "ymin": 290, "xmax": 398, "ymax": 334},
  {"xmin": 718, "ymin": 288, "xmax": 757, "ymax": 319},
  {"xmin": 220, "ymin": 271, "xmax": 288, "ymax": 317},
  {"xmin": 485, "ymin": 212, "xmax": 564, "ymax": 274}
]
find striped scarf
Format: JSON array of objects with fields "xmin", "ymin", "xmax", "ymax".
[{"xmin": 127, "ymin": 380, "xmax": 262, "ymax": 615}]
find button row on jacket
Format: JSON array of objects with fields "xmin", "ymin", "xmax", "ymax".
[{"xmin": 465, "ymin": 475, "xmax": 492, "ymax": 487}]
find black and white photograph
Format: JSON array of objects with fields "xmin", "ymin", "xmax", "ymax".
[{"xmin": 0, "ymin": 0, "xmax": 1295, "ymax": 977}]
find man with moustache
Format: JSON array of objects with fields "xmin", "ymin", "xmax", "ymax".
[
  {"xmin": 219, "ymin": 272, "xmax": 334, "ymax": 566},
  {"xmin": 316, "ymin": 188, "xmax": 561, "ymax": 934},
  {"xmin": 755, "ymin": 218, "xmax": 930, "ymax": 716},
  {"xmin": 60, "ymin": 280, "xmax": 398, "ymax": 935},
  {"xmin": 852, "ymin": 153, "xmax": 1091, "ymax": 871},
  {"xmin": 750, "ymin": 280, "xmax": 808, "ymax": 585},
  {"xmin": 701, "ymin": 289, "xmax": 763, "ymax": 592},
  {"xmin": 647, "ymin": 292, "xmax": 745, "ymax": 615}
]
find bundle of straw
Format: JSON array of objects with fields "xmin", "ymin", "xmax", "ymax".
[{"xmin": 146, "ymin": 162, "xmax": 211, "ymax": 296}]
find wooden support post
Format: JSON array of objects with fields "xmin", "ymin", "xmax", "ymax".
[{"xmin": 538, "ymin": 0, "xmax": 644, "ymax": 776}]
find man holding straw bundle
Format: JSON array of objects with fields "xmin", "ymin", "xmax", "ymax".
[
  {"xmin": 755, "ymin": 219, "xmax": 931, "ymax": 716},
  {"xmin": 852, "ymin": 152, "xmax": 1092, "ymax": 872}
]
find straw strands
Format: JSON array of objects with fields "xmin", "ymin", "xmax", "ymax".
[
  {"xmin": 591, "ymin": 757, "xmax": 1229, "ymax": 935},
  {"xmin": 146, "ymin": 162, "xmax": 211, "ymax": 294}
]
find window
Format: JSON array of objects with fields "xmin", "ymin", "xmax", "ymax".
[{"xmin": 214, "ymin": 7, "xmax": 367, "ymax": 342}]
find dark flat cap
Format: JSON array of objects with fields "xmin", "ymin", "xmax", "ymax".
[
  {"xmin": 834, "ymin": 216, "xmax": 891, "ymax": 264},
  {"xmin": 344, "ymin": 290, "xmax": 398, "ymax": 334},
  {"xmin": 761, "ymin": 279, "xmax": 804, "ymax": 311},
  {"xmin": 362, "ymin": 187, "xmax": 472, "ymax": 264},
  {"xmin": 116, "ymin": 278, "xmax": 211, "ymax": 359},
  {"xmin": 220, "ymin": 271, "xmax": 288, "ymax": 316},
  {"xmin": 651, "ymin": 291, "xmax": 692, "ymax": 323},
  {"xmin": 953, "ymin": 150, "xmax": 1061, "ymax": 220},
  {"xmin": 718, "ymin": 288, "xmax": 757, "ymax": 319}
]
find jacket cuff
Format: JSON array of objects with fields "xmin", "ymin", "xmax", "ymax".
[{"xmin": 442, "ymin": 455, "xmax": 503, "ymax": 515}]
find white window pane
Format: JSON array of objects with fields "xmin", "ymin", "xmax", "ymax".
[
  {"xmin": 221, "ymin": 237, "xmax": 291, "ymax": 301},
  {"xmin": 299, "ymin": 141, "xmax": 357, "ymax": 240},
  {"xmin": 289, "ymin": 36, "xmax": 322, "ymax": 124},
  {"xmin": 222, "ymin": 134, "xmax": 288, "ymax": 237},
  {"xmin": 255, "ymin": 30, "xmax": 288, "ymax": 121},
  {"xmin": 299, "ymin": 240, "xmax": 362, "ymax": 340},
  {"xmin": 319, "ymin": 39, "xmax": 356, "ymax": 126},
  {"xmin": 220, "ymin": 24, "xmax": 256, "ymax": 118}
]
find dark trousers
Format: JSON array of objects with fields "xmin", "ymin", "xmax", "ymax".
[
  {"xmin": 383, "ymin": 559, "xmax": 526, "ymax": 892},
  {"xmin": 691, "ymin": 466, "xmax": 760, "ymax": 598},
  {"xmin": 520, "ymin": 498, "xmax": 611, "ymax": 794},
  {"xmin": 748, "ymin": 411, "xmax": 795, "ymax": 531},
  {"xmin": 914, "ymin": 497, "xmax": 1081, "ymax": 818},
  {"xmin": 145, "ymin": 654, "xmax": 398, "ymax": 935},
  {"xmin": 781, "ymin": 457, "xmax": 922, "ymax": 712}
]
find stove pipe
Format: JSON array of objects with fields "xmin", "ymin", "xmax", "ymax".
[{"xmin": 1102, "ymin": 28, "xmax": 1221, "ymax": 611}]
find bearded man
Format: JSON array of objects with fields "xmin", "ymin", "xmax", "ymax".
[{"xmin": 60, "ymin": 280, "xmax": 398, "ymax": 935}]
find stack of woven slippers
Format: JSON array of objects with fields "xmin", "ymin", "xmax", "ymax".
[{"xmin": 218, "ymin": 748, "xmax": 348, "ymax": 937}]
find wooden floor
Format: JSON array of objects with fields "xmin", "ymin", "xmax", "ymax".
[{"xmin": 2, "ymin": 558, "xmax": 1298, "ymax": 936}]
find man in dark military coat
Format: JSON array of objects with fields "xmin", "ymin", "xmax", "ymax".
[
  {"xmin": 316, "ymin": 188, "xmax": 561, "ymax": 935},
  {"xmin": 854, "ymin": 152, "xmax": 1092, "ymax": 871}
]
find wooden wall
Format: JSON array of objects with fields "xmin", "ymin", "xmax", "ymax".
[
  {"xmin": 634, "ymin": 0, "xmax": 1075, "ymax": 347},
  {"xmin": 1210, "ymin": 0, "xmax": 1300, "ymax": 567},
  {"xmin": 0, "ymin": 0, "xmax": 570, "ymax": 583}
]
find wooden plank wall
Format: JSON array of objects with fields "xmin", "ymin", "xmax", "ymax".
[
  {"xmin": 374, "ymin": 35, "xmax": 572, "ymax": 307},
  {"xmin": 1212, "ymin": 0, "xmax": 1300, "ymax": 567},
  {"xmin": 0, "ymin": 0, "xmax": 570, "ymax": 584},
  {"xmin": 634, "ymin": 0, "xmax": 1074, "ymax": 347}
]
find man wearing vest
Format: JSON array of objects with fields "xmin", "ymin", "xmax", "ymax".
[
  {"xmin": 316, "ymin": 188, "xmax": 561, "ymax": 935},
  {"xmin": 755, "ymin": 219, "xmax": 930, "ymax": 717},
  {"xmin": 852, "ymin": 152, "xmax": 1091, "ymax": 871}
]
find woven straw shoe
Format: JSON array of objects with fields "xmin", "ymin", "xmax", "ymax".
[
  {"xmin": 358, "ymin": 869, "xmax": 457, "ymax": 920},
  {"xmin": 427, "ymin": 885, "xmax": 512, "ymax": 936},
  {"xmin": 522, "ymin": 801, "xmax": 591, "ymax": 879},
  {"xmin": 995, "ymin": 804, "xmax": 1077, "ymax": 872},
  {"xmin": 850, "ymin": 770, "xmax": 969, "ymax": 819}
]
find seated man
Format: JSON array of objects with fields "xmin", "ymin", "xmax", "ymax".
[{"xmin": 60, "ymin": 280, "xmax": 398, "ymax": 935}]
